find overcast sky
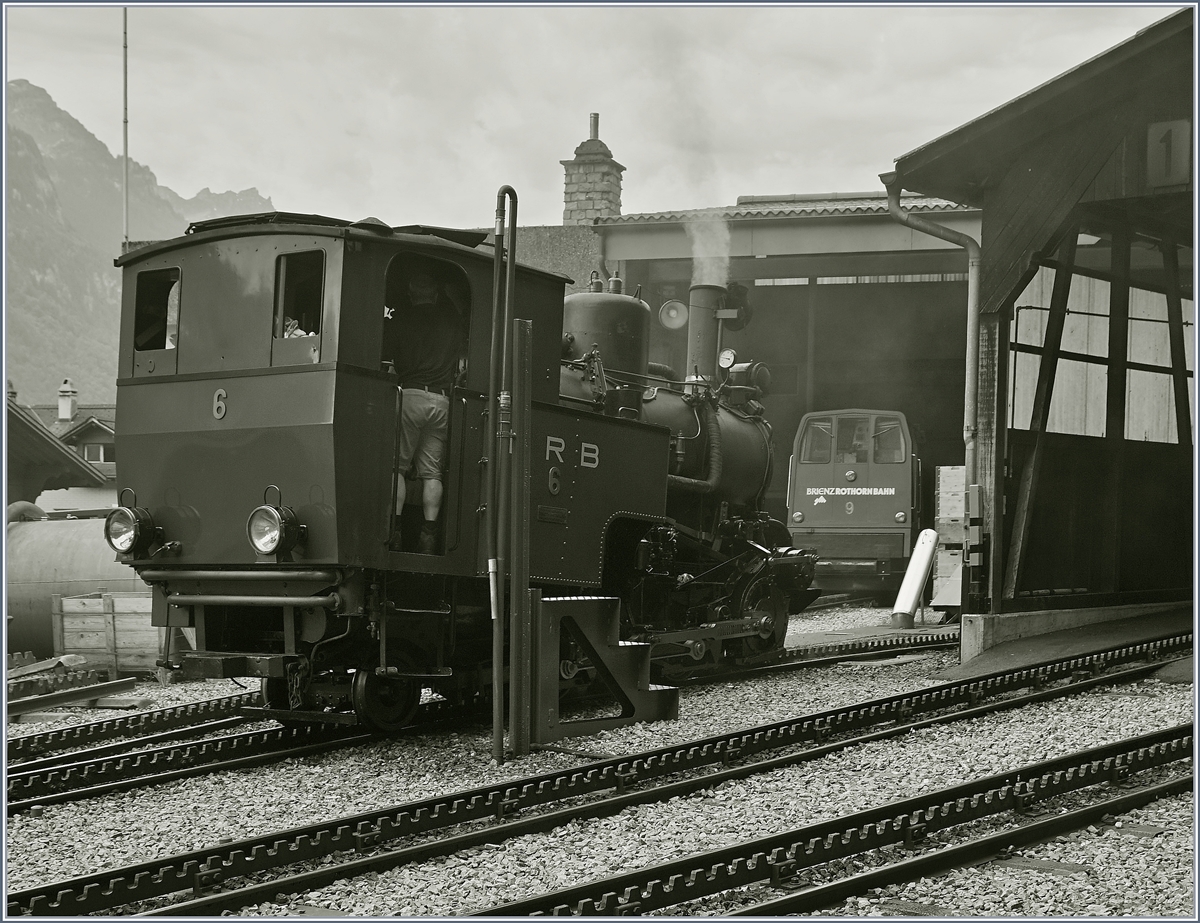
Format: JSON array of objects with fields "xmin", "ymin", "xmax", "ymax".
[{"xmin": 4, "ymin": 3, "xmax": 1186, "ymax": 228}]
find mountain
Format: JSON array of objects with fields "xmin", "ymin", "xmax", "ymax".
[{"xmin": 5, "ymin": 79, "xmax": 273, "ymax": 404}]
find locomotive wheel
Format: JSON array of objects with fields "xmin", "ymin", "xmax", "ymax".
[
  {"xmin": 738, "ymin": 579, "xmax": 788, "ymax": 657},
  {"xmin": 260, "ymin": 676, "xmax": 289, "ymax": 709},
  {"xmin": 351, "ymin": 669, "xmax": 421, "ymax": 734}
]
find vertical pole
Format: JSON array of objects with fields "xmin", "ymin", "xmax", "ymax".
[
  {"xmin": 805, "ymin": 278, "xmax": 817, "ymax": 414},
  {"xmin": 487, "ymin": 186, "xmax": 517, "ymax": 765},
  {"xmin": 122, "ymin": 8, "xmax": 129, "ymax": 249},
  {"xmin": 508, "ymin": 319, "xmax": 533, "ymax": 755}
]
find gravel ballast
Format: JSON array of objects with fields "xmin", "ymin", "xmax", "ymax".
[{"xmin": 4, "ymin": 605, "xmax": 1193, "ymax": 917}]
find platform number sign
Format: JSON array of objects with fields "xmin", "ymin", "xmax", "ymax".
[{"xmin": 1146, "ymin": 120, "xmax": 1191, "ymax": 188}]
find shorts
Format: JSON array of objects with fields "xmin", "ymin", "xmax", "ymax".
[{"xmin": 397, "ymin": 388, "xmax": 450, "ymax": 480}]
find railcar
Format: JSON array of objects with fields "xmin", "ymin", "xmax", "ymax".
[
  {"xmin": 785, "ymin": 409, "xmax": 923, "ymax": 603},
  {"xmin": 105, "ymin": 209, "xmax": 817, "ymax": 732}
]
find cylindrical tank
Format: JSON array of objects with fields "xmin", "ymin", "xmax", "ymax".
[
  {"xmin": 562, "ymin": 288, "xmax": 651, "ymax": 376},
  {"xmin": 641, "ymin": 389, "xmax": 771, "ymax": 509},
  {"xmin": 6, "ymin": 519, "xmax": 145, "ymax": 657}
]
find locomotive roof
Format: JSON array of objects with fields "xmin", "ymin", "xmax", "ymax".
[{"xmin": 114, "ymin": 212, "xmax": 570, "ymax": 283}]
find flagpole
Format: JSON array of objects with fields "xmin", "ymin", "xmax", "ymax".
[{"xmin": 122, "ymin": 7, "xmax": 129, "ymax": 250}]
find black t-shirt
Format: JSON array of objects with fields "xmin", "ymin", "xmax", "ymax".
[{"xmin": 382, "ymin": 298, "xmax": 463, "ymax": 390}]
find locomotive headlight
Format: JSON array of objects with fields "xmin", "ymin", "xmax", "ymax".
[
  {"xmin": 895, "ymin": 511, "xmax": 907, "ymax": 523},
  {"xmin": 792, "ymin": 511, "xmax": 804, "ymax": 523},
  {"xmin": 247, "ymin": 505, "xmax": 301, "ymax": 555},
  {"xmin": 104, "ymin": 506, "xmax": 156, "ymax": 554}
]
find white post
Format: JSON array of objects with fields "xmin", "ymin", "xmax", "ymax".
[{"xmin": 890, "ymin": 529, "xmax": 939, "ymax": 629}]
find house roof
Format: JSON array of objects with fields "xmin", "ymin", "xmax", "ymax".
[
  {"xmin": 7, "ymin": 398, "xmax": 108, "ymax": 489},
  {"xmin": 594, "ymin": 192, "xmax": 975, "ymax": 227},
  {"xmin": 30, "ymin": 404, "xmax": 116, "ymax": 438}
]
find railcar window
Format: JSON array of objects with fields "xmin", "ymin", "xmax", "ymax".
[
  {"xmin": 836, "ymin": 415, "xmax": 870, "ymax": 464},
  {"xmin": 872, "ymin": 416, "xmax": 906, "ymax": 464},
  {"xmin": 273, "ymin": 250, "xmax": 325, "ymax": 340},
  {"xmin": 134, "ymin": 268, "xmax": 180, "ymax": 351},
  {"xmin": 799, "ymin": 417, "xmax": 833, "ymax": 463}
]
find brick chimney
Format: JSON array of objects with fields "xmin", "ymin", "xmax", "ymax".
[
  {"xmin": 57, "ymin": 378, "xmax": 78, "ymax": 422},
  {"xmin": 561, "ymin": 113, "xmax": 624, "ymax": 225}
]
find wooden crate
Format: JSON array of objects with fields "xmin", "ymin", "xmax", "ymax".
[
  {"xmin": 52, "ymin": 591, "xmax": 173, "ymax": 676},
  {"xmin": 933, "ymin": 547, "xmax": 963, "ymax": 598},
  {"xmin": 935, "ymin": 466, "xmax": 966, "ymax": 519}
]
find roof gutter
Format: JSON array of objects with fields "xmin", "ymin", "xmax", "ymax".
[{"xmin": 880, "ymin": 171, "xmax": 982, "ymax": 484}]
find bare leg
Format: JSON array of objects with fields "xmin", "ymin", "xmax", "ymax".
[
  {"xmin": 422, "ymin": 478, "xmax": 443, "ymax": 522},
  {"xmin": 395, "ymin": 474, "xmax": 407, "ymax": 517}
]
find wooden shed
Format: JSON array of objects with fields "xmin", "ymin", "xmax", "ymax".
[{"xmin": 886, "ymin": 8, "xmax": 1193, "ymax": 618}]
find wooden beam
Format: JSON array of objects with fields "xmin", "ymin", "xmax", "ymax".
[
  {"xmin": 1100, "ymin": 228, "xmax": 1132, "ymax": 592},
  {"xmin": 1010, "ymin": 342, "xmax": 1192, "ymax": 378},
  {"xmin": 1004, "ymin": 233, "xmax": 1077, "ymax": 599},
  {"xmin": 1160, "ymin": 241, "xmax": 1193, "ymax": 448}
]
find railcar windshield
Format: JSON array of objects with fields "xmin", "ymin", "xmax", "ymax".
[
  {"xmin": 872, "ymin": 415, "xmax": 906, "ymax": 463},
  {"xmin": 835, "ymin": 415, "xmax": 870, "ymax": 464},
  {"xmin": 798, "ymin": 416, "xmax": 833, "ymax": 463}
]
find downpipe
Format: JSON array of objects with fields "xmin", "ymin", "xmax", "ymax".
[{"xmin": 880, "ymin": 172, "xmax": 981, "ymax": 483}]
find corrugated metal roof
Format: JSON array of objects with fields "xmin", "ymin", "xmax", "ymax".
[{"xmin": 593, "ymin": 193, "xmax": 974, "ymax": 227}]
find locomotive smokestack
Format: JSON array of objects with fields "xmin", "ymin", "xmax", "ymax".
[{"xmin": 685, "ymin": 283, "xmax": 727, "ymax": 387}]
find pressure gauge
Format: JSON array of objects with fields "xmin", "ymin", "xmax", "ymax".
[{"xmin": 717, "ymin": 348, "xmax": 737, "ymax": 370}]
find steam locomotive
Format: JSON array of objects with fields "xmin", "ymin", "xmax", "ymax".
[{"xmin": 105, "ymin": 206, "xmax": 817, "ymax": 732}]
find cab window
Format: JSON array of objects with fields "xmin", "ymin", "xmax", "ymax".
[
  {"xmin": 835, "ymin": 415, "xmax": 870, "ymax": 464},
  {"xmin": 274, "ymin": 250, "xmax": 324, "ymax": 338},
  {"xmin": 872, "ymin": 416, "xmax": 906, "ymax": 464},
  {"xmin": 134, "ymin": 268, "xmax": 180, "ymax": 351},
  {"xmin": 799, "ymin": 416, "xmax": 833, "ymax": 463},
  {"xmin": 272, "ymin": 250, "xmax": 324, "ymax": 365}
]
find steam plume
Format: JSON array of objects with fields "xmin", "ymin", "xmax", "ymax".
[{"xmin": 685, "ymin": 212, "xmax": 731, "ymax": 288}]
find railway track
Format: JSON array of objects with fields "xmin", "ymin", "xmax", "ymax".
[
  {"xmin": 5, "ymin": 629, "xmax": 958, "ymax": 813},
  {"xmin": 5, "ymin": 695, "xmax": 495, "ymax": 815},
  {"xmin": 6, "ymin": 630, "xmax": 1188, "ymax": 917},
  {"xmin": 725, "ymin": 773, "xmax": 1191, "ymax": 916},
  {"xmin": 6, "ymin": 724, "xmax": 368, "ymax": 815},
  {"xmin": 6, "ymin": 692, "xmax": 261, "ymax": 762},
  {"xmin": 677, "ymin": 627, "xmax": 959, "ymax": 686},
  {"xmin": 474, "ymin": 727, "xmax": 1192, "ymax": 916}
]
